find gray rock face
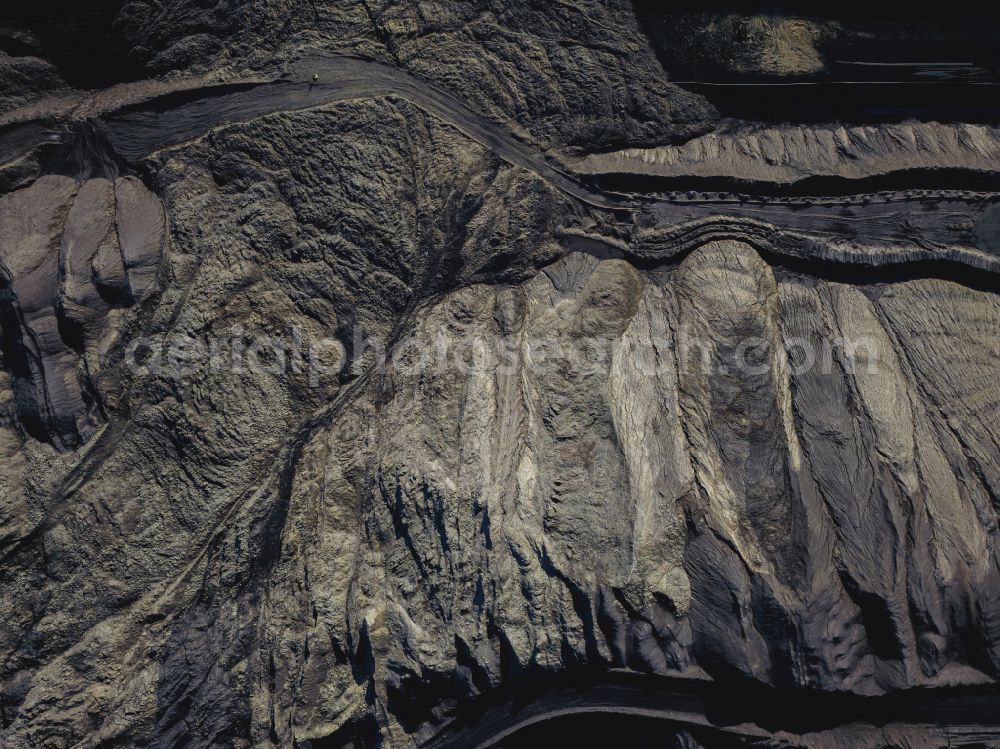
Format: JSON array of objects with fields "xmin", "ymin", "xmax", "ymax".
[
  {"xmin": 258, "ymin": 246, "xmax": 1000, "ymax": 745},
  {"xmin": 2, "ymin": 0, "xmax": 718, "ymax": 152},
  {"xmin": 566, "ymin": 122, "xmax": 1000, "ymax": 185},
  {"xmin": 0, "ymin": 174, "xmax": 165, "ymax": 449},
  {"xmin": 1, "ymin": 3, "xmax": 1000, "ymax": 748},
  {"xmin": 0, "ymin": 52, "xmax": 65, "ymax": 111}
]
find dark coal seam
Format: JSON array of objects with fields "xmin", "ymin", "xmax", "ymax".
[
  {"xmin": 588, "ymin": 168, "xmax": 1000, "ymax": 199},
  {"xmin": 421, "ymin": 669, "xmax": 1000, "ymax": 749},
  {"xmin": 672, "ymin": 82, "xmax": 1000, "ymax": 127}
]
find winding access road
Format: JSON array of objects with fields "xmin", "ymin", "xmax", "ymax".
[{"xmin": 3, "ymin": 53, "xmax": 1000, "ymax": 274}]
